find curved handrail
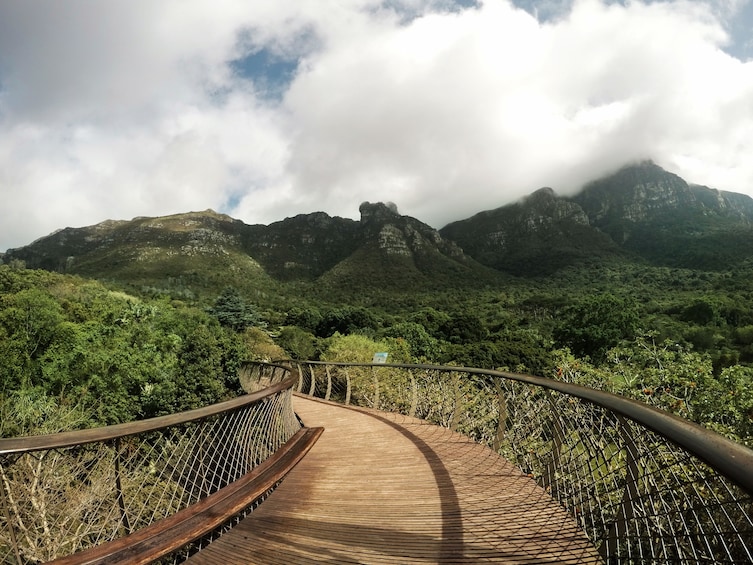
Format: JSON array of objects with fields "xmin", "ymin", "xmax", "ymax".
[
  {"xmin": 0, "ymin": 371, "xmax": 297, "ymax": 455},
  {"xmin": 47, "ymin": 427, "xmax": 323, "ymax": 565},
  {"xmin": 0, "ymin": 363, "xmax": 300, "ymax": 564},
  {"xmin": 281, "ymin": 359, "xmax": 753, "ymax": 563},
  {"xmin": 299, "ymin": 361, "xmax": 753, "ymax": 495}
]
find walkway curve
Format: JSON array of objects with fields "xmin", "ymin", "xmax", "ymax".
[{"xmin": 185, "ymin": 395, "xmax": 601, "ymax": 564}]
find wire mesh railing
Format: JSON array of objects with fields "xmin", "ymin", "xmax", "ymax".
[
  {"xmin": 0, "ymin": 363, "xmax": 298, "ymax": 564},
  {"xmin": 283, "ymin": 361, "xmax": 753, "ymax": 564}
]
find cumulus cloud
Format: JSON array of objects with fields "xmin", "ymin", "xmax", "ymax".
[{"xmin": 1, "ymin": 0, "xmax": 753, "ymax": 249}]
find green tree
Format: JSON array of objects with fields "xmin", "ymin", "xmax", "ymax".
[
  {"xmin": 407, "ymin": 308, "xmax": 451, "ymax": 338},
  {"xmin": 209, "ymin": 287, "xmax": 261, "ymax": 332},
  {"xmin": 607, "ymin": 336, "xmax": 720, "ymax": 424},
  {"xmin": 554, "ymin": 294, "xmax": 639, "ymax": 361},
  {"xmin": 382, "ymin": 322, "xmax": 440, "ymax": 362},
  {"xmin": 681, "ymin": 298, "xmax": 718, "ymax": 325},
  {"xmin": 284, "ymin": 307, "xmax": 322, "ymax": 333},
  {"xmin": 239, "ymin": 326, "xmax": 286, "ymax": 362},
  {"xmin": 315, "ymin": 307, "xmax": 381, "ymax": 338},
  {"xmin": 716, "ymin": 366, "xmax": 753, "ymax": 445},
  {"xmin": 440, "ymin": 312, "xmax": 486, "ymax": 344},
  {"xmin": 277, "ymin": 326, "xmax": 318, "ymax": 360},
  {"xmin": 0, "ymin": 288, "xmax": 65, "ymax": 389},
  {"xmin": 174, "ymin": 324, "xmax": 226, "ymax": 412}
]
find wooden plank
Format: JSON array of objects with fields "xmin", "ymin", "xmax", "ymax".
[
  {"xmin": 186, "ymin": 397, "xmax": 601, "ymax": 564},
  {"xmin": 49, "ymin": 427, "xmax": 322, "ymax": 565}
]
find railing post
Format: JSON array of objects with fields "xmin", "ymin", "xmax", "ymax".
[
  {"xmin": 308, "ymin": 365, "xmax": 316, "ymax": 397},
  {"xmin": 113, "ymin": 437, "xmax": 132, "ymax": 535},
  {"xmin": 296, "ymin": 364, "xmax": 304, "ymax": 393},
  {"xmin": 493, "ymin": 380, "xmax": 506, "ymax": 453},
  {"xmin": 409, "ymin": 370, "xmax": 418, "ymax": 418},
  {"xmin": 325, "ymin": 366, "xmax": 332, "ymax": 401},
  {"xmin": 543, "ymin": 391, "xmax": 564, "ymax": 496},
  {"xmin": 344, "ymin": 368, "xmax": 352, "ymax": 406},
  {"xmin": 273, "ymin": 365, "xmax": 285, "ymax": 383},
  {"xmin": 600, "ymin": 415, "xmax": 641, "ymax": 560},
  {"xmin": 371, "ymin": 367, "xmax": 380, "ymax": 409},
  {"xmin": 450, "ymin": 372, "xmax": 462, "ymax": 432},
  {"xmin": 0, "ymin": 461, "xmax": 23, "ymax": 565}
]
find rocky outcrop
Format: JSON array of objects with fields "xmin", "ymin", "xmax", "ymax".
[
  {"xmin": 571, "ymin": 161, "xmax": 753, "ymax": 243},
  {"xmin": 358, "ymin": 201, "xmax": 467, "ymax": 261},
  {"xmin": 573, "ymin": 161, "xmax": 694, "ymax": 224},
  {"xmin": 439, "ymin": 185, "xmax": 618, "ymax": 275},
  {"xmin": 6, "ymin": 162, "xmax": 753, "ymax": 280},
  {"xmin": 437, "ymin": 161, "xmax": 753, "ymax": 273},
  {"xmin": 241, "ymin": 212, "xmax": 360, "ymax": 280}
]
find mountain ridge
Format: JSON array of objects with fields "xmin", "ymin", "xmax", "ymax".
[{"xmin": 4, "ymin": 161, "xmax": 753, "ymax": 288}]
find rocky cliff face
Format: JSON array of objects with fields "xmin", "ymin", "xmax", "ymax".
[
  {"xmin": 241, "ymin": 212, "xmax": 360, "ymax": 280},
  {"xmin": 440, "ymin": 161, "xmax": 753, "ymax": 273},
  {"xmin": 359, "ymin": 201, "xmax": 466, "ymax": 261},
  {"xmin": 4, "ymin": 201, "xmax": 489, "ymax": 289},
  {"xmin": 573, "ymin": 161, "xmax": 695, "ymax": 224},
  {"xmin": 571, "ymin": 161, "xmax": 753, "ymax": 243},
  {"xmin": 440, "ymin": 186, "xmax": 618, "ymax": 275},
  {"xmin": 6, "ymin": 162, "xmax": 753, "ymax": 281}
]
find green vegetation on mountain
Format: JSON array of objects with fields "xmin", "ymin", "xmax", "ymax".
[{"xmin": 2, "ymin": 162, "xmax": 753, "ymax": 446}]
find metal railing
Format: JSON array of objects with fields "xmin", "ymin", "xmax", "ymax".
[
  {"xmin": 0, "ymin": 364, "xmax": 298, "ymax": 564},
  {"xmin": 284, "ymin": 361, "xmax": 753, "ymax": 564}
]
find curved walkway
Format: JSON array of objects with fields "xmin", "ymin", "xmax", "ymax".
[{"xmin": 186, "ymin": 396, "xmax": 601, "ymax": 564}]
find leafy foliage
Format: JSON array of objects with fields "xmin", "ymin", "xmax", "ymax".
[
  {"xmin": 4, "ymin": 218, "xmax": 753, "ymax": 447},
  {"xmin": 0, "ymin": 267, "xmax": 260, "ymax": 429},
  {"xmin": 553, "ymin": 294, "xmax": 639, "ymax": 361},
  {"xmin": 208, "ymin": 286, "xmax": 262, "ymax": 331}
]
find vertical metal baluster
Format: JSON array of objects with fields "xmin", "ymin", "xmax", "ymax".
[
  {"xmin": 600, "ymin": 415, "xmax": 641, "ymax": 561},
  {"xmin": 344, "ymin": 368, "xmax": 352, "ymax": 406},
  {"xmin": 113, "ymin": 437, "xmax": 132, "ymax": 535},
  {"xmin": 296, "ymin": 363, "xmax": 303, "ymax": 393},
  {"xmin": 325, "ymin": 366, "xmax": 332, "ymax": 401},
  {"xmin": 371, "ymin": 367, "xmax": 380, "ymax": 409},
  {"xmin": 449, "ymin": 372, "xmax": 462, "ymax": 432},
  {"xmin": 493, "ymin": 380, "xmax": 506, "ymax": 453},
  {"xmin": 0, "ymin": 458, "xmax": 23, "ymax": 565},
  {"xmin": 543, "ymin": 391, "xmax": 564, "ymax": 497},
  {"xmin": 308, "ymin": 365, "xmax": 316, "ymax": 397},
  {"xmin": 409, "ymin": 370, "xmax": 418, "ymax": 418}
]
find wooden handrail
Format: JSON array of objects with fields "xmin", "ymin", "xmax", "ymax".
[
  {"xmin": 283, "ymin": 360, "xmax": 753, "ymax": 563},
  {"xmin": 48, "ymin": 426, "xmax": 323, "ymax": 565},
  {"xmin": 297, "ymin": 361, "xmax": 753, "ymax": 496},
  {"xmin": 0, "ymin": 372, "xmax": 297, "ymax": 455}
]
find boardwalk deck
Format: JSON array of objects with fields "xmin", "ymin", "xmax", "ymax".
[{"xmin": 185, "ymin": 395, "xmax": 601, "ymax": 564}]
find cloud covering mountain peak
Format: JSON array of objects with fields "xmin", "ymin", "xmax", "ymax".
[{"xmin": 1, "ymin": 0, "xmax": 752, "ymax": 251}]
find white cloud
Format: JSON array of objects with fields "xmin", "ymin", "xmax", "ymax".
[
  {"xmin": 270, "ymin": 0, "xmax": 753, "ymax": 226},
  {"xmin": 1, "ymin": 0, "xmax": 753, "ymax": 249}
]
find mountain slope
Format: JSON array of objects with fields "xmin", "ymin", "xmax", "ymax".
[
  {"xmin": 3, "ymin": 203, "xmax": 501, "ymax": 299},
  {"xmin": 317, "ymin": 202, "xmax": 503, "ymax": 291},
  {"xmin": 441, "ymin": 161, "xmax": 753, "ymax": 275},
  {"xmin": 570, "ymin": 161, "xmax": 753, "ymax": 269},
  {"xmin": 240, "ymin": 212, "xmax": 361, "ymax": 281},
  {"xmin": 5, "ymin": 161, "xmax": 753, "ymax": 288},
  {"xmin": 440, "ymin": 187, "xmax": 623, "ymax": 276},
  {"xmin": 4, "ymin": 210, "xmax": 276, "ymax": 298}
]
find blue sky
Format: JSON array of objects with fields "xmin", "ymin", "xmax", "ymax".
[{"xmin": 1, "ymin": 0, "xmax": 752, "ymax": 250}]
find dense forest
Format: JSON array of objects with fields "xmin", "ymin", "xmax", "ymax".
[{"xmin": 2, "ymin": 255, "xmax": 752, "ymax": 447}]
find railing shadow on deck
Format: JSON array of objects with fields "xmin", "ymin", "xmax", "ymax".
[
  {"xmin": 0, "ymin": 364, "xmax": 299, "ymax": 565},
  {"xmin": 281, "ymin": 360, "xmax": 753, "ymax": 564}
]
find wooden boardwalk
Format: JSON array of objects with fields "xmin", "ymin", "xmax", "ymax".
[{"xmin": 186, "ymin": 395, "xmax": 601, "ymax": 564}]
